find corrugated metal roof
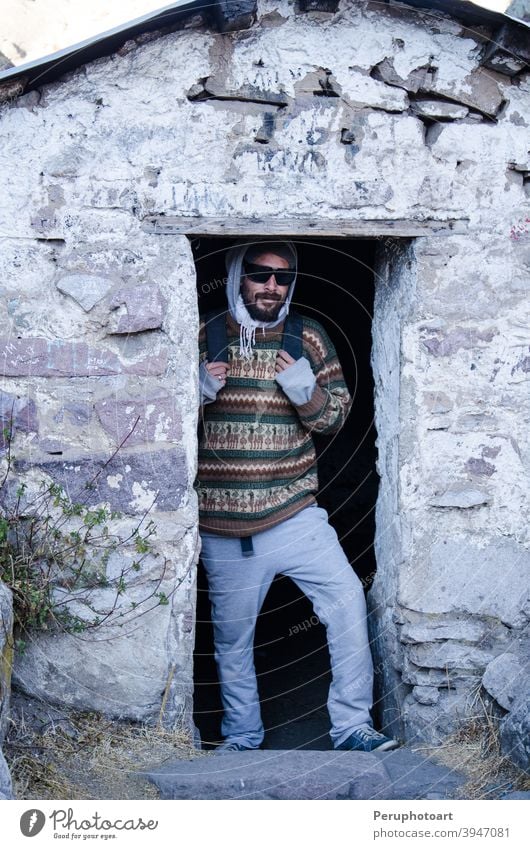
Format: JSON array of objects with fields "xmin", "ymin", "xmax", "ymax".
[
  {"xmin": 393, "ymin": 0, "xmax": 526, "ymax": 27},
  {"xmin": 0, "ymin": 0, "xmax": 527, "ymax": 96},
  {"xmin": 0, "ymin": 0, "xmax": 206, "ymax": 91}
]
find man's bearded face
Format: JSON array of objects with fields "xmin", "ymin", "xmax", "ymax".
[{"xmin": 241, "ymin": 252, "xmax": 291, "ymax": 322}]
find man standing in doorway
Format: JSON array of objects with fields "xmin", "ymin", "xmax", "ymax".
[{"xmin": 196, "ymin": 240, "xmax": 398, "ymax": 754}]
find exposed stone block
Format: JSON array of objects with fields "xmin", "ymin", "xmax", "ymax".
[
  {"xmin": 31, "ymin": 207, "xmax": 59, "ymax": 234},
  {"xmin": 0, "ymin": 389, "xmax": 38, "ymax": 447},
  {"xmin": 333, "ymin": 178, "xmax": 394, "ymax": 206},
  {"xmin": 428, "ymin": 486, "xmax": 491, "ymax": 508},
  {"xmin": 430, "ymin": 67, "xmax": 506, "ymax": 119},
  {"xmin": 452, "ymin": 412, "xmax": 498, "ymax": 433},
  {"xmin": 464, "ymin": 457, "xmax": 496, "ymax": 477},
  {"xmin": 408, "ymin": 642, "xmax": 494, "ymax": 671},
  {"xmin": 400, "ymin": 657, "xmax": 475, "ymax": 688},
  {"xmin": 403, "ymin": 686, "xmax": 479, "ymax": 745},
  {"xmin": 412, "ymin": 686, "xmax": 440, "ymax": 706},
  {"xmin": 400, "ymin": 617, "xmax": 486, "ymax": 644},
  {"xmin": 56, "ymin": 272, "xmax": 115, "ymax": 312},
  {"xmin": 12, "ymin": 586, "xmax": 193, "ymax": 725},
  {"xmin": 0, "ymin": 338, "xmax": 168, "ymax": 377},
  {"xmin": 95, "ymin": 396, "xmax": 182, "ymax": 446},
  {"xmin": 421, "ymin": 326, "xmax": 498, "ymax": 357},
  {"xmin": 15, "ymin": 90, "xmax": 41, "ymax": 111},
  {"xmin": 55, "ymin": 402, "xmax": 92, "ymax": 427},
  {"xmin": 340, "ymin": 73, "xmax": 409, "ymax": 112},
  {"xmin": 187, "ymin": 76, "xmax": 289, "ymax": 107},
  {"xmin": 370, "ymin": 58, "xmax": 428, "ymax": 94},
  {"xmin": 47, "ymin": 146, "xmax": 84, "ymax": 178},
  {"xmin": 400, "ymin": 538, "xmax": 530, "ymax": 628},
  {"xmin": 482, "ymin": 653, "xmax": 527, "ymax": 710},
  {"xmin": 108, "ymin": 284, "xmax": 166, "ymax": 334},
  {"xmin": 372, "ymin": 60, "xmax": 506, "ymax": 118},
  {"xmin": 410, "ymin": 98, "xmax": 468, "ymax": 120},
  {"xmin": 422, "ymin": 391, "xmax": 453, "ymax": 413},
  {"xmin": 500, "ymin": 692, "xmax": 530, "ymax": 771},
  {"xmin": 14, "ymin": 448, "xmax": 187, "ymax": 514},
  {"xmin": 124, "ymin": 348, "xmax": 169, "ymax": 376},
  {"xmin": 294, "ymin": 68, "xmax": 342, "ymax": 98}
]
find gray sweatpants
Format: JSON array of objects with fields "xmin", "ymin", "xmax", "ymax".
[{"xmin": 200, "ymin": 503, "xmax": 374, "ymax": 748}]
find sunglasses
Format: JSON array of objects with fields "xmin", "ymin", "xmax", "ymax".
[{"xmin": 242, "ymin": 261, "xmax": 295, "ymax": 287}]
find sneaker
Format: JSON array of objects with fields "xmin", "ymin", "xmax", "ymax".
[
  {"xmin": 336, "ymin": 725, "xmax": 400, "ymax": 753},
  {"xmin": 212, "ymin": 740, "xmax": 260, "ymax": 755}
]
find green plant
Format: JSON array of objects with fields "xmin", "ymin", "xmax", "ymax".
[{"xmin": 0, "ymin": 413, "xmax": 178, "ymax": 644}]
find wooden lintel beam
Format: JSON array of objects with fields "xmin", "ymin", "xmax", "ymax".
[{"xmin": 141, "ymin": 216, "xmax": 469, "ymax": 238}]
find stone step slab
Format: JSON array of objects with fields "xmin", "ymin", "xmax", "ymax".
[
  {"xmin": 374, "ymin": 747, "xmax": 465, "ymax": 800},
  {"xmin": 144, "ymin": 747, "xmax": 466, "ymax": 801}
]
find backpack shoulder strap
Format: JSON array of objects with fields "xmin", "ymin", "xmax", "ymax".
[
  {"xmin": 204, "ymin": 309, "xmax": 304, "ymax": 362},
  {"xmin": 204, "ymin": 309, "xmax": 229, "ymax": 364},
  {"xmin": 281, "ymin": 310, "xmax": 304, "ymax": 361}
]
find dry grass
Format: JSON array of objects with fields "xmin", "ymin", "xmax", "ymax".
[
  {"xmin": 4, "ymin": 704, "xmax": 200, "ymax": 800},
  {"xmin": 413, "ymin": 688, "xmax": 530, "ymax": 800},
  {"xmin": 5, "ymin": 686, "xmax": 528, "ymax": 801}
]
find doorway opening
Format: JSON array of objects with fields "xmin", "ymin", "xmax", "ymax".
[{"xmin": 191, "ymin": 236, "xmax": 377, "ymax": 749}]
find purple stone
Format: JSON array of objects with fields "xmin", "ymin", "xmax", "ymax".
[
  {"xmin": 422, "ymin": 327, "xmax": 497, "ymax": 358},
  {"xmin": 95, "ymin": 397, "xmax": 182, "ymax": 446},
  {"xmin": 0, "ymin": 337, "xmax": 168, "ymax": 377},
  {"xmin": 109, "ymin": 284, "xmax": 166, "ymax": 334},
  {"xmin": 0, "ymin": 389, "xmax": 38, "ymax": 448},
  {"xmin": 14, "ymin": 448, "xmax": 187, "ymax": 514}
]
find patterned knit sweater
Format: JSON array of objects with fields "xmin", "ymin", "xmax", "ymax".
[{"xmin": 195, "ymin": 312, "xmax": 352, "ymax": 536}]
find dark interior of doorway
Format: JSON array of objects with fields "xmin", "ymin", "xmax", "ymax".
[{"xmin": 191, "ymin": 236, "xmax": 377, "ymax": 750}]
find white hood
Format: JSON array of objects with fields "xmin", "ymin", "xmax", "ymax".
[{"xmin": 224, "ymin": 241, "xmax": 298, "ymax": 360}]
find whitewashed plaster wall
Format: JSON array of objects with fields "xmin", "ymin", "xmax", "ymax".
[{"xmin": 0, "ymin": 0, "xmax": 528, "ymax": 747}]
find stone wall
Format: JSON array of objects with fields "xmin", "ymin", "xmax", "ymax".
[
  {"xmin": 0, "ymin": 0, "xmax": 528, "ymax": 747},
  {"xmin": 370, "ymin": 230, "xmax": 530, "ymax": 748},
  {"xmin": 0, "ymin": 582, "xmax": 14, "ymax": 798},
  {"xmin": 0, "ymin": 230, "xmax": 201, "ymax": 727}
]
